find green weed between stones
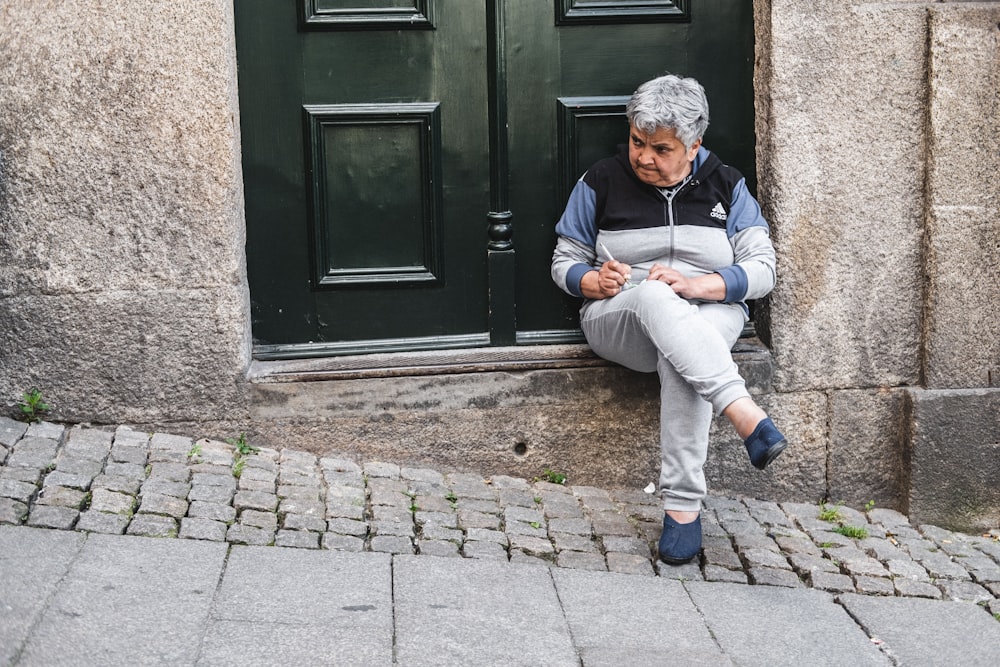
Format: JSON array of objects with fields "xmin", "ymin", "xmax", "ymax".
[
  {"xmin": 227, "ymin": 433, "xmax": 258, "ymax": 478},
  {"xmin": 404, "ymin": 490, "xmax": 419, "ymax": 513},
  {"xmin": 229, "ymin": 433, "xmax": 258, "ymax": 457},
  {"xmin": 17, "ymin": 388, "xmax": 50, "ymax": 423},
  {"xmin": 540, "ymin": 469, "xmax": 567, "ymax": 485},
  {"xmin": 818, "ymin": 501, "xmax": 845, "ymax": 523},
  {"xmin": 834, "ymin": 524, "xmax": 869, "ymax": 540},
  {"xmin": 819, "ymin": 500, "xmax": 869, "ymax": 540}
]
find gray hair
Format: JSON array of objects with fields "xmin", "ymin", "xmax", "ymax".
[{"xmin": 625, "ymin": 75, "xmax": 710, "ymax": 151}]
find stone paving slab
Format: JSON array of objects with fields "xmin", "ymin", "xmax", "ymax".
[
  {"xmin": 552, "ymin": 568, "xmax": 728, "ymax": 665},
  {"xmin": 13, "ymin": 530, "xmax": 227, "ymax": 666},
  {"xmin": 838, "ymin": 593, "xmax": 1000, "ymax": 666},
  {"xmin": 393, "ymin": 555, "xmax": 578, "ymax": 666},
  {"xmin": 686, "ymin": 582, "xmax": 890, "ymax": 666},
  {"xmin": 199, "ymin": 620, "xmax": 390, "ymax": 666},
  {"xmin": 205, "ymin": 546, "xmax": 393, "ymax": 665},
  {"xmin": 0, "ymin": 527, "xmax": 86, "ymax": 666}
]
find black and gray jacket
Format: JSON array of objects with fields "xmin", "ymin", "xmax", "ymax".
[{"xmin": 550, "ymin": 145, "xmax": 776, "ymax": 316}]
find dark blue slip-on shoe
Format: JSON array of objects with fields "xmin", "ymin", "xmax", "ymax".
[
  {"xmin": 657, "ymin": 513, "xmax": 702, "ymax": 565},
  {"xmin": 744, "ymin": 417, "xmax": 787, "ymax": 470}
]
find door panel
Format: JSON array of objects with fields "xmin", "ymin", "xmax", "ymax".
[
  {"xmin": 304, "ymin": 103, "xmax": 443, "ymax": 287},
  {"xmin": 237, "ymin": 1, "xmax": 489, "ymax": 356},
  {"xmin": 236, "ymin": 1, "xmax": 753, "ymax": 357}
]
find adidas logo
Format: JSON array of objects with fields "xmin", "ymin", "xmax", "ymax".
[{"xmin": 709, "ymin": 202, "xmax": 728, "ymax": 220}]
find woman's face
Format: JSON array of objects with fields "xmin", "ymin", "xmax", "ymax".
[{"xmin": 628, "ymin": 124, "xmax": 701, "ymax": 187}]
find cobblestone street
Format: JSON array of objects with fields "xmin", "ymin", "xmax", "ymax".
[{"xmin": 2, "ymin": 417, "xmax": 999, "ymax": 613}]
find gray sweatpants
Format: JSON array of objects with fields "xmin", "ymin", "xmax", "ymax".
[{"xmin": 579, "ymin": 280, "xmax": 749, "ymax": 512}]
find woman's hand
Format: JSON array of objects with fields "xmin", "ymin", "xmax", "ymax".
[
  {"xmin": 648, "ymin": 264, "xmax": 726, "ymax": 301},
  {"xmin": 580, "ymin": 260, "xmax": 632, "ymax": 299}
]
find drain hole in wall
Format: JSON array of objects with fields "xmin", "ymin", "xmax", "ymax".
[{"xmin": 513, "ymin": 442, "xmax": 528, "ymax": 456}]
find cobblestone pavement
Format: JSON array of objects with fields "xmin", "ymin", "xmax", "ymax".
[{"xmin": 2, "ymin": 418, "xmax": 999, "ymax": 613}]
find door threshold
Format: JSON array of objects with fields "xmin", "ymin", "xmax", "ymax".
[
  {"xmin": 249, "ymin": 344, "xmax": 610, "ymax": 383},
  {"xmin": 249, "ymin": 339, "xmax": 772, "ymax": 384}
]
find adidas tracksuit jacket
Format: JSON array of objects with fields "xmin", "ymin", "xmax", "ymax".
[
  {"xmin": 551, "ymin": 145, "xmax": 776, "ymax": 310},
  {"xmin": 550, "ymin": 145, "xmax": 777, "ymax": 511}
]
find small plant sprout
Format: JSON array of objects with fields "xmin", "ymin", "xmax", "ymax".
[
  {"xmin": 834, "ymin": 524, "xmax": 869, "ymax": 540},
  {"xmin": 227, "ymin": 432, "xmax": 258, "ymax": 457},
  {"xmin": 187, "ymin": 442, "xmax": 203, "ymax": 461},
  {"xmin": 818, "ymin": 499, "xmax": 870, "ymax": 540},
  {"xmin": 541, "ymin": 469, "xmax": 567, "ymax": 485},
  {"xmin": 818, "ymin": 501, "xmax": 845, "ymax": 523},
  {"xmin": 227, "ymin": 432, "xmax": 258, "ymax": 478},
  {"xmin": 18, "ymin": 388, "xmax": 50, "ymax": 423}
]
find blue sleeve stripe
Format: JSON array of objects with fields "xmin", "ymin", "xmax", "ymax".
[
  {"xmin": 565, "ymin": 263, "xmax": 592, "ymax": 297},
  {"xmin": 717, "ymin": 264, "xmax": 749, "ymax": 303},
  {"xmin": 692, "ymin": 146, "xmax": 710, "ymax": 172},
  {"xmin": 555, "ymin": 179, "xmax": 598, "ymax": 247},
  {"xmin": 727, "ymin": 177, "xmax": 768, "ymax": 237}
]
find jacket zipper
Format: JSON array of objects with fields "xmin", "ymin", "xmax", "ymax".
[
  {"xmin": 660, "ymin": 178, "xmax": 698, "ymax": 268},
  {"xmin": 664, "ymin": 193, "xmax": 675, "ymax": 267}
]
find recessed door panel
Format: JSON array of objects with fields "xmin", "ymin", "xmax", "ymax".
[{"xmin": 305, "ymin": 103, "xmax": 443, "ymax": 287}]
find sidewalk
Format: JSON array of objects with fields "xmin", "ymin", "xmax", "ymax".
[{"xmin": 2, "ymin": 418, "xmax": 1000, "ymax": 665}]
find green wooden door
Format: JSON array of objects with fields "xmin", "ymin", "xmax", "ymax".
[{"xmin": 235, "ymin": 1, "xmax": 754, "ymax": 358}]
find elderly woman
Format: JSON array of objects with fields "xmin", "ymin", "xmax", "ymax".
[{"xmin": 551, "ymin": 74, "xmax": 787, "ymax": 565}]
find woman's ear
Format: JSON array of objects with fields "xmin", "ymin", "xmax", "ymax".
[{"xmin": 687, "ymin": 138, "xmax": 703, "ymax": 161}]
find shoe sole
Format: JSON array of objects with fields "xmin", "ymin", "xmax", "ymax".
[
  {"xmin": 754, "ymin": 439, "xmax": 787, "ymax": 470},
  {"xmin": 658, "ymin": 552, "xmax": 699, "ymax": 566}
]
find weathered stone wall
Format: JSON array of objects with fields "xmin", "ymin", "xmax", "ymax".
[
  {"xmin": 755, "ymin": 0, "xmax": 1000, "ymax": 528},
  {"xmin": 908, "ymin": 3, "xmax": 1000, "ymax": 530},
  {"xmin": 923, "ymin": 4, "xmax": 1000, "ymax": 390},
  {"xmin": 0, "ymin": 1, "xmax": 252, "ymax": 425},
  {"xmin": 757, "ymin": 0, "xmax": 929, "ymax": 392},
  {"xmin": 908, "ymin": 388, "xmax": 1000, "ymax": 531}
]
